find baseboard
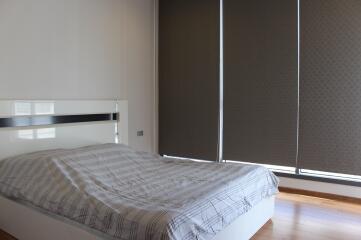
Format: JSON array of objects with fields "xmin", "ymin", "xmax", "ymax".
[
  {"xmin": 279, "ymin": 187, "xmax": 361, "ymax": 204},
  {"xmin": 278, "ymin": 176, "xmax": 361, "ymax": 200}
]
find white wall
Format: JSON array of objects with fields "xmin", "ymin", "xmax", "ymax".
[
  {"xmin": 125, "ymin": 0, "xmax": 156, "ymax": 152},
  {"xmin": 0, "ymin": 0, "xmax": 156, "ymax": 152},
  {"xmin": 279, "ymin": 177, "xmax": 361, "ymax": 199}
]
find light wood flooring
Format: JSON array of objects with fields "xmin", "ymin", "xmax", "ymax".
[{"xmin": 252, "ymin": 192, "xmax": 361, "ymax": 240}]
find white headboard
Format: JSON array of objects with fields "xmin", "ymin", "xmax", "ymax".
[{"xmin": 0, "ymin": 100, "xmax": 128, "ymax": 160}]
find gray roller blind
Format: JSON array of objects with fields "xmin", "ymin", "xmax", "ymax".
[
  {"xmin": 223, "ymin": 0, "xmax": 298, "ymax": 166},
  {"xmin": 299, "ymin": 0, "xmax": 361, "ymax": 175},
  {"xmin": 159, "ymin": 0, "xmax": 220, "ymax": 160}
]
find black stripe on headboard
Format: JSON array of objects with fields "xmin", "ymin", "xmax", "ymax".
[{"xmin": 0, "ymin": 113, "xmax": 119, "ymax": 128}]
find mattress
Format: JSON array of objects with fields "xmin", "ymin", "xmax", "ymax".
[{"xmin": 0, "ymin": 143, "xmax": 279, "ymax": 240}]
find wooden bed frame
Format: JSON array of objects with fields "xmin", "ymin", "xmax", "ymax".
[{"xmin": 0, "ymin": 100, "xmax": 275, "ymax": 240}]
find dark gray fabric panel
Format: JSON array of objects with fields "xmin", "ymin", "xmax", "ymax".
[
  {"xmin": 159, "ymin": 0, "xmax": 220, "ymax": 160},
  {"xmin": 299, "ymin": 0, "xmax": 361, "ymax": 175},
  {"xmin": 223, "ymin": 0, "xmax": 298, "ymax": 166}
]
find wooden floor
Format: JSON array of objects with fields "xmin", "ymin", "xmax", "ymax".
[
  {"xmin": 0, "ymin": 230, "xmax": 15, "ymax": 240},
  {"xmin": 252, "ymin": 192, "xmax": 361, "ymax": 240},
  {"xmin": 0, "ymin": 192, "xmax": 360, "ymax": 240}
]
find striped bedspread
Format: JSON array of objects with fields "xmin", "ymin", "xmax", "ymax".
[{"xmin": 0, "ymin": 143, "xmax": 278, "ymax": 240}]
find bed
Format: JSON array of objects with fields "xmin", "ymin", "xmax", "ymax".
[{"xmin": 0, "ymin": 100, "xmax": 278, "ymax": 240}]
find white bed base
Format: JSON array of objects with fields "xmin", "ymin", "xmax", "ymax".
[
  {"xmin": 0, "ymin": 195, "xmax": 104, "ymax": 240},
  {"xmin": 0, "ymin": 195, "xmax": 274, "ymax": 240},
  {"xmin": 212, "ymin": 196, "xmax": 274, "ymax": 240}
]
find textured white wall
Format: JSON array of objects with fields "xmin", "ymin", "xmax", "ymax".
[{"xmin": 0, "ymin": 0, "xmax": 156, "ymax": 152}]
